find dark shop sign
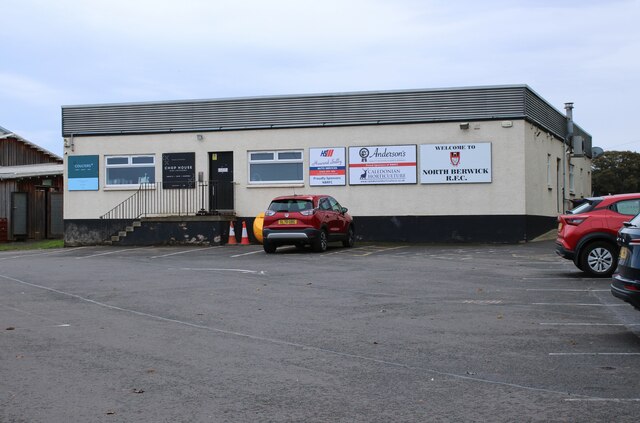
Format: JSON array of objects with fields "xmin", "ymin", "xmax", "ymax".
[{"xmin": 162, "ymin": 152, "xmax": 195, "ymax": 189}]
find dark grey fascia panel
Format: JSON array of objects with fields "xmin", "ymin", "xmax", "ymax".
[{"xmin": 62, "ymin": 85, "xmax": 591, "ymax": 156}]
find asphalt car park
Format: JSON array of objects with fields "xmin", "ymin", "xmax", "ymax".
[{"xmin": 1, "ymin": 241, "xmax": 639, "ymax": 422}]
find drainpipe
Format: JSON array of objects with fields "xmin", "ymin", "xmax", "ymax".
[{"xmin": 563, "ymin": 103, "xmax": 574, "ymax": 213}]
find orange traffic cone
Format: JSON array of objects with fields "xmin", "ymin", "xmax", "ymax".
[
  {"xmin": 228, "ymin": 221, "xmax": 237, "ymax": 245},
  {"xmin": 240, "ymin": 221, "xmax": 251, "ymax": 245}
]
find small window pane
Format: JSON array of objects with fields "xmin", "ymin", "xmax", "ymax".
[
  {"xmin": 107, "ymin": 157, "xmax": 128, "ymax": 165},
  {"xmin": 250, "ymin": 163, "xmax": 303, "ymax": 182},
  {"xmin": 251, "ymin": 152, "xmax": 274, "ymax": 161},
  {"xmin": 132, "ymin": 156, "xmax": 154, "ymax": 164},
  {"xmin": 278, "ymin": 152, "xmax": 302, "ymax": 160},
  {"xmin": 106, "ymin": 166, "xmax": 155, "ymax": 185}
]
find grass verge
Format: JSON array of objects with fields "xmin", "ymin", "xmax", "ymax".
[{"xmin": 0, "ymin": 239, "xmax": 64, "ymax": 251}]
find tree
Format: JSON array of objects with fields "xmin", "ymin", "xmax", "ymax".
[{"xmin": 592, "ymin": 151, "xmax": 640, "ymax": 195}]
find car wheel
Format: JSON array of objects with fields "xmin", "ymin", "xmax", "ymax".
[
  {"xmin": 342, "ymin": 226, "xmax": 355, "ymax": 248},
  {"xmin": 579, "ymin": 241, "xmax": 617, "ymax": 277},
  {"xmin": 312, "ymin": 230, "xmax": 328, "ymax": 253},
  {"xmin": 263, "ymin": 240, "xmax": 277, "ymax": 254}
]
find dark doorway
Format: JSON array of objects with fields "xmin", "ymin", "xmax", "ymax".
[
  {"xmin": 34, "ymin": 188, "xmax": 46, "ymax": 240},
  {"xmin": 11, "ymin": 192, "xmax": 28, "ymax": 240},
  {"xmin": 209, "ymin": 152, "xmax": 234, "ymax": 212},
  {"xmin": 49, "ymin": 192, "xmax": 63, "ymax": 237}
]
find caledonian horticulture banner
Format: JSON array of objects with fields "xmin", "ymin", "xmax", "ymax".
[
  {"xmin": 348, "ymin": 145, "xmax": 417, "ymax": 185},
  {"xmin": 420, "ymin": 142, "xmax": 492, "ymax": 184}
]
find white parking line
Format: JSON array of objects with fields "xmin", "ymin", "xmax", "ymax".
[
  {"xmin": 231, "ymin": 249, "xmax": 264, "ymax": 258},
  {"xmin": 172, "ymin": 267, "xmax": 264, "ymax": 274},
  {"xmin": 151, "ymin": 247, "xmax": 218, "ymax": 259},
  {"xmin": 522, "ymin": 277, "xmax": 600, "ymax": 280},
  {"xmin": 540, "ymin": 323, "xmax": 640, "ymax": 326},
  {"xmin": 549, "ymin": 352, "xmax": 640, "ymax": 356},
  {"xmin": 533, "ymin": 303, "xmax": 627, "ymax": 307},
  {"xmin": 527, "ymin": 288, "xmax": 609, "ymax": 292},
  {"xmin": 0, "ymin": 247, "xmax": 88, "ymax": 261},
  {"xmin": 1, "ymin": 303, "xmax": 69, "ymax": 326},
  {"xmin": 564, "ymin": 398, "xmax": 640, "ymax": 402},
  {"xmin": 322, "ymin": 246, "xmax": 368, "ymax": 256},
  {"xmin": 5, "ymin": 324, "xmax": 70, "ymax": 330},
  {"xmin": 353, "ymin": 246, "xmax": 407, "ymax": 256},
  {"xmin": 76, "ymin": 248, "xmax": 142, "ymax": 259}
]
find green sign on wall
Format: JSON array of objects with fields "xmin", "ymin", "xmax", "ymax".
[{"xmin": 68, "ymin": 155, "xmax": 99, "ymax": 191}]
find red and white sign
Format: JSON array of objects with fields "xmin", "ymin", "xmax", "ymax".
[
  {"xmin": 310, "ymin": 147, "xmax": 346, "ymax": 186},
  {"xmin": 420, "ymin": 142, "xmax": 492, "ymax": 184},
  {"xmin": 348, "ymin": 145, "xmax": 417, "ymax": 185}
]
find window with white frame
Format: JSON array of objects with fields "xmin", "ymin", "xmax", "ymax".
[
  {"xmin": 569, "ymin": 164, "xmax": 575, "ymax": 193},
  {"xmin": 248, "ymin": 150, "xmax": 303, "ymax": 184},
  {"xmin": 105, "ymin": 155, "xmax": 156, "ymax": 187}
]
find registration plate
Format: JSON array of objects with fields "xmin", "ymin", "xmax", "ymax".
[
  {"xmin": 619, "ymin": 246, "xmax": 629, "ymax": 260},
  {"xmin": 278, "ymin": 219, "xmax": 298, "ymax": 225},
  {"xmin": 557, "ymin": 222, "xmax": 563, "ymax": 231}
]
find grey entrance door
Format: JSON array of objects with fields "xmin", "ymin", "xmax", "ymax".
[{"xmin": 11, "ymin": 192, "xmax": 28, "ymax": 238}]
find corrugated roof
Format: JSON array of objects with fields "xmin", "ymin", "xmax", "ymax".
[
  {"xmin": 0, "ymin": 126, "xmax": 62, "ymax": 162},
  {"xmin": 61, "ymin": 85, "xmax": 591, "ymax": 146},
  {"xmin": 0, "ymin": 163, "xmax": 63, "ymax": 180}
]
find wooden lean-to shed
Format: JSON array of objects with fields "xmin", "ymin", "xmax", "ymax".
[{"xmin": 0, "ymin": 126, "xmax": 63, "ymax": 241}]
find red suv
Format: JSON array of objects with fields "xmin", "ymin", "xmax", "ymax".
[
  {"xmin": 556, "ymin": 193, "xmax": 640, "ymax": 277},
  {"xmin": 262, "ymin": 195, "xmax": 355, "ymax": 253}
]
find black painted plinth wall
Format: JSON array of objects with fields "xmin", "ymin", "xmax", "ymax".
[{"xmin": 64, "ymin": 215, "xmax": 556, "ymax": 246}]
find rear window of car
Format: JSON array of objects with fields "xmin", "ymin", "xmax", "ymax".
[
  {"xmin": 268, "ymin": 199, "xmax": 313, "ymax": 212},
  {"xmin": 568, "ymin": 199, "xmax": 601, "ymax": 214},
  {"xmin": 611, "ymin": 199, "xmax": 640, "ymax": 216}
]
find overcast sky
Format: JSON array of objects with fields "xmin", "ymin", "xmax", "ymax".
[{"xmin": 2, "ymin": 0, "xmax": 638, "ymax": 157}]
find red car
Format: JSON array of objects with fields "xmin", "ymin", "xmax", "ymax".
[
  {"xmin": 556, "ymin": 193, "xmax": 640, "ymax": 277},
  {"xmin": 262, "ymin": 195, "xmax": 355, "ymax": 253}
]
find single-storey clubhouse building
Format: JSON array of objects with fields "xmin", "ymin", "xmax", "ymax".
[{"xmin": 61, "ymin": 85, "xmax": 592, "ymax": 246}]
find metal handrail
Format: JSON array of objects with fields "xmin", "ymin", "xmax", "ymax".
[{"xmin": 100, "ymin": 180, "xmax": 232, "ymax": 220}]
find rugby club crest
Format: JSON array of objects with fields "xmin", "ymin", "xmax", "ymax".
[{"xmin": 450, "ymin": 151, "xmax": 460, "ymax": 166}]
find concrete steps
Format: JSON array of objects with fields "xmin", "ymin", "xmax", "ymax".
[{"xmin": 110, "ymin": 220, "xmax": 141, "ymax": 244}]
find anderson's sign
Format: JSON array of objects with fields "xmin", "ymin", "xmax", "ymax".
[
  {"xmin": 348, "ymin": 145, "xmax": 417, "ymax": 185},
  {"xmin": 420, "ymin": 143, "xmax": 492, "ymax": 184}
]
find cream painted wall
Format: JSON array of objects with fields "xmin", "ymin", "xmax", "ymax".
[
  {"xmin": 64, "ymin": 120, "xmax": 538, "ymax": 219},
  {"xmin": 523, "ymin": 123, "xmax": 592, "ymax": 217}
]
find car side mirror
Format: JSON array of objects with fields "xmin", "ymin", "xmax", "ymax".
[{"xmin": 341, "ymin": 207, "xmax": 348, "ymax": 214}]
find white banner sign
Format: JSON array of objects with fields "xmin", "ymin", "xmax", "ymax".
[
  {"xmin": 348, "ymin": 145, "xmax": 417, "ymax": 185},
  {"xmin": 309, "ymin": 147, "xmax": 346, "ymax": 186},
  {"xmin": 420, "ymin": 142, "xmax": 492, "ymax": 184}
]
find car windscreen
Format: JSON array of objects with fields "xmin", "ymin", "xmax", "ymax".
[
  {"xmin": 268, "ymin": 199, "xmax": 313, "ymax": 212},
  {"xmin": 567, "ymin": 198, "xmax": 601, "ymax": 214}
]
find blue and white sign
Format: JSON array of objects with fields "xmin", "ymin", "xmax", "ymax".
[{"xmin": 68, "ymin": 155, "xmax": 99, "ymax": 191}]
